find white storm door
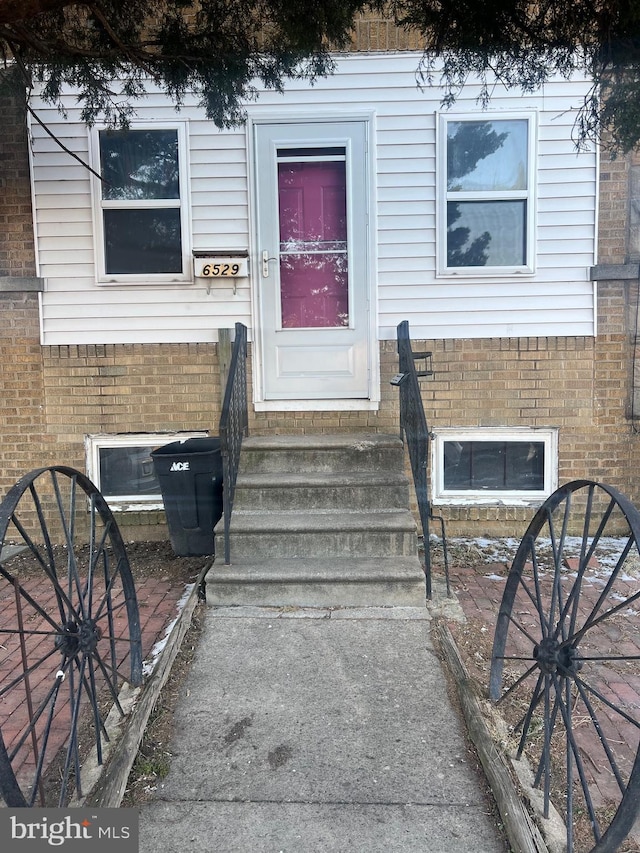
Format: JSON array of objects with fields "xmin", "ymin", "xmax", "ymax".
[{"xmin": 254, "ymin": 120, "xmax": 371, "ymax": 400}]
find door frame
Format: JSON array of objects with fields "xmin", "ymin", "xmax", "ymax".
[{"xmin": 248, "ymin": 112, "xmax": 379, "ymax": 411}]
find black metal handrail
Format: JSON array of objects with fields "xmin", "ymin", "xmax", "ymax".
[
  {"xmin": 219, "ymin": 322, "xmax": 248, "ymax": 564},
  {"xmin": 394, "ymin": 320, "xmax": 449, "ymax": 598}
]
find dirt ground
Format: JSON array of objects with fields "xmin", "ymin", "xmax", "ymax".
[
  {"xmin": 116, "ymin": 541, "xmax": 207, "ymax": 806},
  {"xmin": 121, "ymin": 602, "xmax": 204, "ymax": 807}
]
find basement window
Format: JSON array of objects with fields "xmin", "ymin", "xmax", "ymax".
[
  {"xmin": 432, "ymin": 428, "xmax": 557, "ymax": 505},
  {"xmin": 85, "ymin": 432, "xmax": 208, "ymax": 510}
]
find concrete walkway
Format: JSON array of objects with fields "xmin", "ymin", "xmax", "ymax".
[{"xmin": 139, "ymin": 606, "xmax": 508, "ymax": 853}]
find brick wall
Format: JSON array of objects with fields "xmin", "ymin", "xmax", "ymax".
[
  {"xmin": 413, "ymin": 328, "xmax": 637, "ymax": 536},
  {"xmin": 599, "ymin": 152, "xmax": 629, "ymax": 264},
  {"xmin": 600, "ymin": 141, "xmax": 640, "ymax": 445},
  {"xmin": 0, "ymin": 86, "xmax": 47, "ymax": 510},
  {"xmin": 37, "ymin": 342, "xmax": 225, "ymax": 539},
  {"xmin": 0, "ymin": 293, "xmax": 47, "ymax": 497},
  {"xmin": 27, "ymin": 327, "xmax": 636, "ymax": 540},
  {"xmin": 349, "ymin": 11, "xmax": 425, "ymax": 52},
  {"xmin": 2, "ymin": 299, "xmax": 638, "ymax": 544},
  {"xmin": 0, "ymin": 86, "xmax": 36, "ymax": 278}
]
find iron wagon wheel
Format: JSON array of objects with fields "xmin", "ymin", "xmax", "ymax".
[
  {"xmin": 489, "ymin": 480, "xmax": 640, "ymax": 853},
  {"xmin": 0, "ymin": 466, "xmax": 142, "ymax": 807}
]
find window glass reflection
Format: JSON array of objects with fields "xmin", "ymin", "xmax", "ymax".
[
  {"xmin": 100, "ymin": 129, "xmax": 180, "ymax": 201},
  {"xmin": 447, "ymin": 120, "xmax": 528, "ymax": 192},
  {"xmin": 104, "ymin": 209, "xmax": 182, "ymax": 274},
  {"xmin": 444, "ymin": 441, "xmax": 545, "ymax": 491},
  {"xmin": 280, "ymin": 253, "xmax": 349, "ymax": 328},
  {"xmin": 99, "ymin": 446, "xmax": 159, "ymax": 497},
  {"xmin": 447, "ymin": 200, "xmax": 526, "ymax": 267},
  {"xmin": 277, "ymin": 156, "xmax": 349, "ymax": 329}
]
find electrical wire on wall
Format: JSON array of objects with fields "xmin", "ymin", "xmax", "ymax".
[{"xmin": 632, "ymin": 276, "xmax": 640, "ymax": 430}]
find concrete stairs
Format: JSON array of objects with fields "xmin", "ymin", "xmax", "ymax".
[{"xmin": 208, "ymin": 434, "xmax": 426, "ymax": 607}]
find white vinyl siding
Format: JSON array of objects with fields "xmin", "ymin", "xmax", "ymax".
[{"xmin": 29, "ymin": 53, "xmax": 597, "ymax": 345}]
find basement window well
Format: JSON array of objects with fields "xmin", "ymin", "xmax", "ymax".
[
  {"xmin": 431, "ymin": 428, "xmax": 558, "ymax": 505},
  {"xmin": 85, "ymin": 432, "xmax": 208, "ymax": 510}
]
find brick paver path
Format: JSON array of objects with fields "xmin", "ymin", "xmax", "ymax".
[
  {"xmin": 0, "ymin": 572, "xmax": 189, "ymax": 804},
  {"xmin": 446, "ymin": 559, "xmax": 640, "ymax": 850}
]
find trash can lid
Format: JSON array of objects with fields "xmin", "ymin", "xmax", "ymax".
[{"xmin": 151, "ymin": 437, "xmax": 221, "ymax": 457}]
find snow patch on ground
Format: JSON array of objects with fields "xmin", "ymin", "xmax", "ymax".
[
  {"xmin": 433, "ymin": 534, "xmax": 640, "ymax": 574},
  {"xmin": 142, "ymin": 583, "xmax": 195, "ymax": 678}
]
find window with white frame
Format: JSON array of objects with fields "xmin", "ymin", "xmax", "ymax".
[
  {"xmin": 86, "ymin": 432, "xmax": 208, "ymax": 510},
  {"xmin": 92, "ymin": 125, "xmax": 190, "ymax": 282},
  {"xmin": 432, "ymin": 428, "xmax": 557, "ymax": 505},
  {"xmin": 438, "ymin": 114, "xmax": 535, "ymax": 275}
]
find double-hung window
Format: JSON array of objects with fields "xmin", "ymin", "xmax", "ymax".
[
  {"xmin": 438, "ymin": 114, "xmax": 535, "ymax": 275},
  {"xmin": 92, "ymin": 124, "xmax": 190, "ymax": 282}
]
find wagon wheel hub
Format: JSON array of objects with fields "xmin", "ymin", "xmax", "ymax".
[
  {"xmin": 55, "ymin": 618, "xmax": 103, "ymax": 656},
  {"xmin": 533, "ymin": 637, "xmax": 581, "ymax": 676}
]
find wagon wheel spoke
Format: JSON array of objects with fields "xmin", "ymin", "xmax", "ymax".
[
  {"xmin": 574, "ymin": 676, "xmax": 627, "ymax": 795},
  {"xmin": 551, "ymin": 673, "xmax": 601, "ymax": 849},
  {"xmin": 21, "ymin": 669, "xmax": 67, "ymax": 807},
  {"xmin": 0, "ymin": 466, "xmax": 142, "ymax": 807},
  {"xmin": 490, "ymin": 480, "xmax": 640, "ymax": 853},
  {"xmin": 513, "ymin": 670, "xmax": 545, "ymax": 755}
]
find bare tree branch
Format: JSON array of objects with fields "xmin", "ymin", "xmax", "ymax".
[{"xmin": 27, "ymin": 101, "xmax": 105, "ymax": 181}]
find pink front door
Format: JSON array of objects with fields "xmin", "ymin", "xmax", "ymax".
[{"xmin": 278, "ymin": 158, "xmax": 349, "ymax": 329}]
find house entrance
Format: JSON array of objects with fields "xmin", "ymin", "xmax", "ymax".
[{"xmin": 253, "ymin": 120, "xmax": 372, "ymax": 402}]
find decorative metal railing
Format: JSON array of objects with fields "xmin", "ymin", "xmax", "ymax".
[
  {"xmin": 219, "ymin": 322, "xmax": 248, "ymax": 564},
  {"xmin": 394, "ymin": 320, "xmax": 449, "ymax": 598}
]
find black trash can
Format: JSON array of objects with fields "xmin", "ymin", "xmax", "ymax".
[{"xmin": 151, "ymin": 437, "xmax": 223, "ymax": 556}]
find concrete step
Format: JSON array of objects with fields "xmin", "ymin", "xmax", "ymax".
[
  {"xmin": 211, "ymin": 432, "xmax": 425, "ymax": 608},
  {"xmin": 237, "ymin": 434, "xmax": 404, "ymax": 474},
  {"xmin": 205, "ymin": 556, "xmax": 426, "ymax": 607},
  {"xmin": 224, "ymin": 509, "xmax": 418, "ymax": 559},
  {"xmin": 233, "ymin": 470, "xmax": 409, "ymax": 511}
]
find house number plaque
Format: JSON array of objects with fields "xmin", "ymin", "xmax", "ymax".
[{"xmin": 194, "ymin": 257, "xmax": 248, "ymax": 278}]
